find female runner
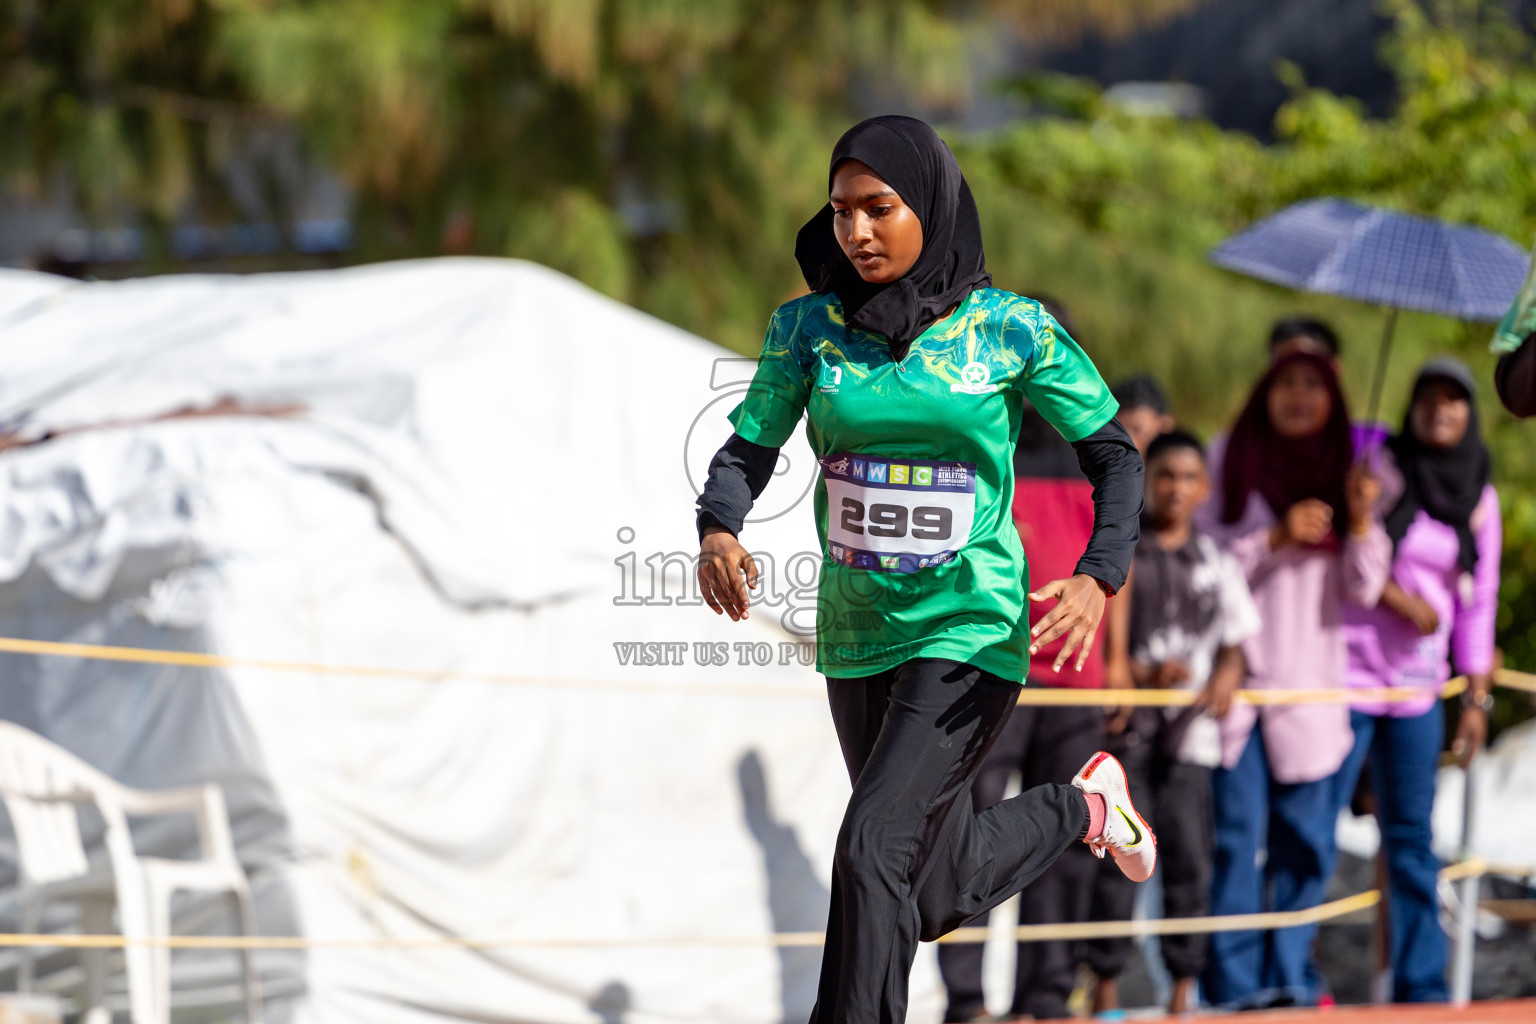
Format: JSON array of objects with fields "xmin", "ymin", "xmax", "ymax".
[{"xmin": 694, "ymin": 115, "xmax": 1153, "ymax": 1024}]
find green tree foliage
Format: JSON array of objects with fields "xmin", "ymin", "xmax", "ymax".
[
  {"xmin": 3, "ymin": 0, "xmax": 1534, "ymax": 677},
  {"xmin": 955, "ymin": 0, "xmax": 1536, "ymax": 679},
  {"xmin": 1, "ymin": 0, "xmax": 1200, "ymax": 348}
]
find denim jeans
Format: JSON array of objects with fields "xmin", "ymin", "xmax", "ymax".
[
  {"xmin": 1204, "ymin": 727, "xmax": 1335, "ymax": 1009},
  {"xmin": 1330, "ymin": 705, "xmax": 1449, "ymax": 1002}
]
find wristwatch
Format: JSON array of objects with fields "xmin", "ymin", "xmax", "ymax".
[
  {"xmin": 1092, "ymin": 576, "xmax": 1117, "ymax": 598},
  {"xmin": 1460, "ymin": 689, "xmax": 1495, "ymax": 714}
]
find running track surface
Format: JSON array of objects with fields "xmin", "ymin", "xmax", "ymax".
[{"xmin": 1193, "ymin": 1001, "xmax": 1536, "ymax": 1023}]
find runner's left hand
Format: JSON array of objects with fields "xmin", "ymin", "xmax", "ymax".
[{"xmin": 1028, "ymin": 574, "xmax": 1108, "ymax": 673}]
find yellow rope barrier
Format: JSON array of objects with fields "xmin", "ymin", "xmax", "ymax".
[
  {"xmin": 1013, "ymin": 679, "xmax": 1469, "ymax": 707},
  {"xmin": 1439, "ymin": 857, "xmax": 1492, "ymax": 884},
  {"xmin": 1494, "ymin": 667, "xmax": 1536, "ymax": 694},
  {"xmin": 0, "ymin": 639, "xmax": 1526, "ymax": 952},
  {"xmin": 0, "ymin": 861, "xmax": 1518, "ymax": 951},
  {"xmin": 942, "ymin": 889, "xmax": 1384, "ymax": 944},
  {"xmin": 0, "ymin": 636, "xmax": 1525, "ymax": 707},
  {"xmin": 0, "ymin": 636, "xmax": 599, "ymax": 685},
  {"xmin": 0, "ymin": 637, "xmax": 817, "ymax": 698}
]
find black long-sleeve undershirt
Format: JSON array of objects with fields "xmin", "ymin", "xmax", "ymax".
[
  {"xmin": 695, "ymin": 418, "xmax": 1143, "ymax": 592},
  {"xmin": 695, "ymin": 433, "xmax": 781, "ymax": 540}
]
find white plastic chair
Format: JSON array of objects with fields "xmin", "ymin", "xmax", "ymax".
[{"xmin": 0, "ymin": 721, "xmax": 263, "ymax": 1024}]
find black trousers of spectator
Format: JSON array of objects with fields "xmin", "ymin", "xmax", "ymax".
[
  {"xmin": 809, "ymin": 659, "xmax": 1091, "ymax": 1024},
  {"xmin": 936, "ymin": 702, "xmax": 1105, "ymax": 1021},
  {"xmin": 1085, "ymin": 710, "xmax": 1157, "ymax": 980},
  {"xmin": 1085, "ymin": 709, "xmax": 1214, "ymax": 983}
]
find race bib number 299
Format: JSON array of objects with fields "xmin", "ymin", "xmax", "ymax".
[{"xmin": 819, "ymin": 452, "xmax": 977, "ymax": 573}]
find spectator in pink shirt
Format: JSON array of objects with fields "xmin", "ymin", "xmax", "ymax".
[
  {"xmin": 1196, "ymin": 349, "xmax": 1391, "ymax": 1010},
  {"xmin": 1334, "ymin": 357, "xmax": 1499, "ymax": 1003}
]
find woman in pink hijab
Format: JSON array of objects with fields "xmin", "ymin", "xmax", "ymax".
[{"xmin": 1196, "ymin": 349, "xmax": 1390, "ymax": 1010}]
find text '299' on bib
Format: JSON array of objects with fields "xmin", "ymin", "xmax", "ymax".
[{"xmin": 819, "ymin": 452, "xmax": 977, "ymax": 573}]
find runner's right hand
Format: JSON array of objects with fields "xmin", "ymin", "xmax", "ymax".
[
  {"xmin": 698, "ymin": 525, "xmax": 759, "ymax": 621},
  {"xmin": 1028, "ymin": 574, "xmax": 1108, "ymax": 673}
]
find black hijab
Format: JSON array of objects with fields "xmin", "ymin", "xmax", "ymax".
[
  {"xmin": 793, "ymin": 115, "xmax": 990, "ymax": 355},
  {"xmin": 1384, "ymin": 358, "xmax": 1491, "ymax": 573}
]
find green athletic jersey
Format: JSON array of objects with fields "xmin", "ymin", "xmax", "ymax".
[{"xmin": 729, "ymin": 287, "xmax": 1117, "ymax": 681}]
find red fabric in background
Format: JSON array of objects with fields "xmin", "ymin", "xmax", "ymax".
[{"xmin": 1013, "ymin": 476, "xmax": 1104, "ymax": 689}]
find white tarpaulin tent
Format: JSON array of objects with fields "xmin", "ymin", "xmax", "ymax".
[{"xmin": 0, "ymin": 259, "xmax": 953, "ymax": 1024}]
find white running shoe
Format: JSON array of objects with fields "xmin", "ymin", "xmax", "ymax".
[{"xmin": 1072, "ymin": 751, "xmax": 1156, "ymax": 883}]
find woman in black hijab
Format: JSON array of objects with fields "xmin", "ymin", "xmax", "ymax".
[
  {"xmin": 791, "ymin": 116, "xmax": 991, "ymax": 359},
  {"xmin": 1333, "ymin": 357, "xmax": 1500, "ymax": 1003},
  {"xmin": 691, "ymin": 116, "xmax": 1149, "ymax": 1023}
]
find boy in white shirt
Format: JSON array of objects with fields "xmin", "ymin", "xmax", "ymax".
[{"xmin": 1088, "ymin": 430, "xmax": 1261, "ymax": 1014}]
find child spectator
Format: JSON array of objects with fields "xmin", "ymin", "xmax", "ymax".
[
  {"xmin": 1112, "ymin": 374, "xmax": 1176, "ymax": 455},
  {"xmin": 1086, "ymin": 431, "xmax": 1260, "ymax": 1015},
  {"xmin": 1335, "ymin": 358, "xmax": 1500, "ymax": 1002},
  {"xmin": 1195, "ymin": 349, "xmax": 1390, "ymax": 1010}
]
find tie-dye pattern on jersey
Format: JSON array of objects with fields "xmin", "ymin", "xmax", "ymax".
[{"xmin": 728, "ymin": 287, "xmax": 1116, "ymax": 681}]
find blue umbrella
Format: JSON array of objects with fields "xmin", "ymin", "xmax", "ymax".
[{"xmin": 1210, "ymin": 197, "xmax": 1532, "ymax": 423}]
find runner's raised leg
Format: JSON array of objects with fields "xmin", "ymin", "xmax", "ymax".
[{"xmin": 810, "ymin": 658, "xmax": 1094, "ymax": 1024}]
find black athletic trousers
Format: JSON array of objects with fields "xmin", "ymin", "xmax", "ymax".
[
  {"xmin": 809, "ymin": 658, "xmax": 1090, "ymax": 1024},
  {"xmin": 935, "ymin": 702, "xmax": 1105, "ymax": 1021}
]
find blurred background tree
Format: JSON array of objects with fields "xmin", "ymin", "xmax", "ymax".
[
  {"xmin": 3, "ymin": 0, "xmax": 1535, "ymax": 686},
  {"xmin": 0, "ymin": 0, "xmax": 1199, "ymax": 342},
  {"xmin": 954, "ymin": 0, "xmax": 1536, "ymax": 681}
]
